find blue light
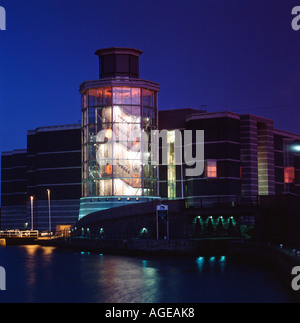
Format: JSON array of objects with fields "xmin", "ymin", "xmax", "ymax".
[
  {"xmin": 196, "ymin": 256, "xmax": 204, "ymax": 270},
  {"xmin": 292, "ymin": 145, "xmax": 300, "ymax": 152}
]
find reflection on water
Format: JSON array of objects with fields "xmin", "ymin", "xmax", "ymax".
[{"xmin": 0, "ymin": 245, "xmax": 296, "ymax": 303}]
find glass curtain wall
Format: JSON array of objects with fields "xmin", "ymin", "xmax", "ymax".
[{"xmin": 81, "ymin": 86, "xmax": 157, "ymax": 198}]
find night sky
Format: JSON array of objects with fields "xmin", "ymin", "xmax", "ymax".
[{"xmin": 0, "ymin": 1, "xmax": 300, "ymax": 152}]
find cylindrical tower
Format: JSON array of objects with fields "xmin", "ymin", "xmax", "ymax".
[{"xmin": 79, "ymin": 47, "xmax": 160, "ymax": 219}]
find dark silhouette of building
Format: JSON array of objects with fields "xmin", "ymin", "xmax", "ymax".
[{"xmin": 1, "ymin": 124, "xmax": 81, "ymax": 231}]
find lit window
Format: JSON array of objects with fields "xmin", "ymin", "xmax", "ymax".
[
  {"xmin": 206, "ymin": 160, "xmax": 217, "ymax": 178},
  {"xmin": 284, "ymin": 167, "xmax": 295, "ymax": 183}
]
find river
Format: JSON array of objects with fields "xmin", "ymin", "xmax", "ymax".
[{"xmin": 0, "ymin": 245, "xmax": 295, "ymax": 303}]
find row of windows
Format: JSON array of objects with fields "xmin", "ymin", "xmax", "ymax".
[
  {"xmin": 82, "ymin": 106, "xmax": 157, "ymax": 129},
  {"xmin": 83, "ymin": 87, "xmax": 157, "ymax": 108},
  {"xmin": 164, "ymin": 160, "xmax": 298, "ymax": 183},
  {"xmin": 203, "ymin": 162, "xmax": 297, "ymax": 183}
]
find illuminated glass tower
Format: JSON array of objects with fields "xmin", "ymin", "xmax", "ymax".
[{"xmin": 79, "ymin": 47, "xmax": 160, "ymax": 219}]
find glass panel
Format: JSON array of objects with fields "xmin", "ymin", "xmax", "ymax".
[
  {"xmin": 114, "ymin": 159, "xmax": 142, "ymax": 179},
  {"xmin": 88, "ymin": 107, "xmax": 112, "ymax": 125},
  {"xmin": 114, "ymin": 178, "xmax": 142, "ymax": 196},
  {"xmin": 88, "ymin": 144, "xmax": 97, "ymax": 162},
  {"xmin": 88, "ymin": 107, "xmax": 96, "ymax": 125},
  {"xmin": 113, "ymin": 105, "xmax": 141, "ymax": 123},
  {"xmin": 95, "ymin": 142, "xmax": 113, "ymax": 168},
  {"xmin": 88, "ymin": 87, "xmax": 112, "ymax": 106},
  {"xmin": 144, "ymin": 179, "xmax": 157, "ymax": 196},
  {"xmin": 89, "ymin": 179, "xmax": 112, "ymax": 196},
  {"xmin": 113, "ymin": 87, "xmax": 141, "ymax": 105},
  {"xmin": 99, "ymin": 107, "xmax": 112, "ymax": 124},
  {"xmin": 142, "ymin": 89, "xmax": 155, "ymax": 107},
  {"xmin": 88, "ymin": 123, "xmax": 113, "ymax": 143},
  {"xmin": 144, "ymin": 165, "xmax": 157, "ymax": 179},
  {"xmin": 143, "ymin": 107, "xmax": 157, "ymax": 127},
  {"xmin": 88, "ymin": 160, "xmax": 101, "ymax": 180}
]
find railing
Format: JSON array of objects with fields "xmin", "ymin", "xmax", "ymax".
[
  {"xmin": 0, "ymin": 230, "xmax": 39, "ymax": 238},
  {"xmin": 186, "ymin": 195, "xmax": 260, "ymax": 209}
]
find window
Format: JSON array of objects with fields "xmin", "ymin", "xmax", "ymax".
[
  {"xmin": 167, "ymin": 131, "xmax": 176, "ymax": 198},
  {"xmin": 113, "ymin": 87, "xmax": 140, "ymax": 105},
  {"xmin": 206, "ymin": 160, "xmax": 217, "ymax": 178},
  {"xmin": 284, "ymin": 167, "xmax": 295, "ymax": 184}
]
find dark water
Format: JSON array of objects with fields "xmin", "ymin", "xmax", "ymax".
[{"xmin": 0, "ymin": 245, "xmax": 296, "ymax": 303}]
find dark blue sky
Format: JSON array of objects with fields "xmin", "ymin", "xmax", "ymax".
[{"xmin": 0, "ymin": 0, "xmax": 300, "ymax": 154}]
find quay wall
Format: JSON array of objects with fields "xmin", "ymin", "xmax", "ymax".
[{"xmin": 48, "ymin": 237, "xmax": 231, "ymax": 257}]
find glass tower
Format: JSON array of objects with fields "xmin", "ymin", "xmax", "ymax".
[{"xmin": 79, "ymin": 48, "xmax": 160, "ymax": 219}]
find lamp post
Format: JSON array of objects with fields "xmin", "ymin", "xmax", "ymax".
[
  {"xmin": 47, "ymin": 189, "xmax": 52, "ymax": 236},
  {"xmin": 30, "ymin": 196, "xmax": 34, "ymax": 231}
]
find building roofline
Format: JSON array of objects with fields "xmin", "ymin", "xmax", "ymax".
[
  {"xmin": 160, "ymin": 108, "xmax": 300, "ymax": 138},
  {"xmin": 79, "ymin": 78, "xmax": 160, "ymax": 94},
  {"xmin": 159, "ymin": 108, "xmax": 203, "ymax": 113},
  {"xmin": 273, "ymin": 128, "xmax": 300, "ymax": 139},
  {"xmin": 1, "ymin": 149, "xmax": 27, "ymax": 156},
  {"xmin": 185, "ymin": 111, "xmax": 241, "ymax": 122},
  {"xmin": 27, "ymin": 123, "xmax": 81, "ymax": 135},
  {"xmin": 95, "ymin": 47, "xmax": 143, "ymax": 57}
]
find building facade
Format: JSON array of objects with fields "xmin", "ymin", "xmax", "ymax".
[
  {"xmin": 1, "ymin": 124, "xmax": 81, "ymax": 231},
  {"xmin": 1, "ymin": 149, "xmax": 27, "ymax": 229},
  {"xmin": 158, "ymin": 109, "xmax": 300, "ymax": 206},
  {"xmin": 1, "ymin": 47, "xmax": 300, "ymax": 231}
]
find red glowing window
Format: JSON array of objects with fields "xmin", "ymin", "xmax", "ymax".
[
  {"xmin": 206, "ymin": 160, "xmax": 217, "ymax": 178},
  {"xmin": 284, "ymin": 167, "xmax": 295, "ymax": 184}
]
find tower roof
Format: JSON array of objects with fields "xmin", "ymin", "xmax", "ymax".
[{"xmin": 95, "ymin": 47, "xmax": 143, "ymax": 79}]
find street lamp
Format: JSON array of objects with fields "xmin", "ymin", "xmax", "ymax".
[
  {"xmin": 30, "ymin": 196, "xmax": 34, "ymax": 231},
  {"xmin": 47, "ymin": 189, "xmax": 52, "ymax": 237}
]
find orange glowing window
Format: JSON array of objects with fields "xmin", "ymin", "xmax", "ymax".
[
  {"xmin": 284, "ymin": 167, "xmax": 295, "ymax": 183},
  {"xmin": 206, "ymin": 160, "xmax": 217, "ymax": 178},
  {"xmin": 105, "ymin": 164, "xmax": 113, "ymax": 175}
]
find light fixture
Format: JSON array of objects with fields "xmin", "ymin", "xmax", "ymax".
[{"xmin": 291, "ymin": 144, "xmax": 300, "ymax": 152}]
